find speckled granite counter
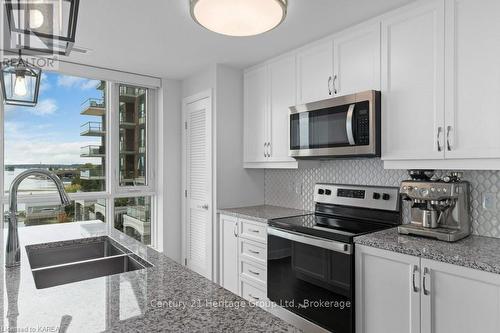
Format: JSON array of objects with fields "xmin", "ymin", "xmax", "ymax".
[
  {"xmin": 355, "ymin": 228, "xmax": 500, "ymax": 275},
  {"xmin": 218, "ymin": 205, "xmax": 311, "ymax": 223},
  {"xmin": 1, "ymin": 221, "xmax": 297, "ymax": 333}
]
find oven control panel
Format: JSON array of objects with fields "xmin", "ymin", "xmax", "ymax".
[{"xmin": 314, "ymin": 183, "xmax": 400, "ymax": 211}]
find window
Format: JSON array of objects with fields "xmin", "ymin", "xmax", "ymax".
[{"xmin": 1, "ymin": 72, "xmax": 157, "ymax": 247}]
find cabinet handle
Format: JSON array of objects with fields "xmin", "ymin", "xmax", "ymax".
[
  {"xmin": 446, "ymin": 126, "xmax": 453, "ymax": 151},
  {"xmin": 412, "ymin": 265, "xmax": 419, "ymax": 293},
  {"xmin": 423, "ymin": 267, "xmax": 431, "ymax": 296},
  {"xmin": 328, "ymin": 76, "xmax": 332, "ymax": 95},
  {"xmin": 234, "ymin": 222, "xmax": 238, "ymax": 237},
  {"xmin": 332, "ymin": 74, "xmax": 338, "ymax": 95},
  {"xmin": 248, "ymin": 249, "xmax": 260, "ymax": 255},
  {"xmin": 268, "ymin": 142, "xmax": 272, "ymax": 157},
  {"xmin": 248, "ymin": 229, "xmax": 260, "ymax": 233},
  {"xmin": 437, "ymin": 126, "xmax": 442, "ymax": 152},
  {"xmin": 264, "ymin": 143, "xmax": 266, "ymax": 157},
  {"xmin": 248, "ymin": 294, "xmax": 260, "ymax": 301},
  {"xmin": 248, "ymin": 269, "xmax": 260, "ymax": 276}
]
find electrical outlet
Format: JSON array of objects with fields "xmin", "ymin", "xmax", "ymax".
[{"xmin": 482, "ymin": 193, "xmax": 496, "ymax": 210}]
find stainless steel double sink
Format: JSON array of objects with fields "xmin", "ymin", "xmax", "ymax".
[{"xmin": 26, "ymin": 236, "xmax": 153, "ymax": 289}]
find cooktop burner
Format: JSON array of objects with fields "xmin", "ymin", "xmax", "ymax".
[
  {"xmin": 268, "ymin": 183, "xmax": 401, "ymax": 244},
  {"xmin": 268, "ymin": 214, "xmax": 392, "ymax": 243}
]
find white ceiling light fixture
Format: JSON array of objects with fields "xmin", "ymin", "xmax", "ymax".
[{"xmin": 190, "ymin": 0, "xmax": 288, "ymax": 37}]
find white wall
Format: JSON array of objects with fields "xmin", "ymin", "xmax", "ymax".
[
  {"xmin": 157, "ymin": 78, "xmax": 182, "ymax": 262},
  {"xmin": 215, "ymin": 65, "xmax": 264, "ymax": 208}
]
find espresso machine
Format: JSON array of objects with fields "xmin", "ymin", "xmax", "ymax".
[{"xmin": 398, "ymin": 170, "xmax": 471, "ymax": 242}]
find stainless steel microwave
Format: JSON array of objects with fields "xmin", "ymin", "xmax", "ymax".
[{"xmin": 289, "ymin": 90, "xmax": 381, "ymax": 159}]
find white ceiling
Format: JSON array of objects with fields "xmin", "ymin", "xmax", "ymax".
[{"xmin": 66, "ymin": 0, "xmax": 415, "ymax": 79}]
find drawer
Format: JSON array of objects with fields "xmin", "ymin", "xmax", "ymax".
[
  {"xmin": 240, "ymin": 238, "xmax": 267, "ymax": 265},
  {"xmin": 239, "ymin": 219, "xmax": 267, "ymax": 243},
  {"xmin": 240, "ymin": 259, "xmax": 267, "ymax": 284},
  {"xmin": 240, "ymin": 278, "xmax": 267, "ymax": 304}
]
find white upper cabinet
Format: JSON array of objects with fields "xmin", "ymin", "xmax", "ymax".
[
  {"xmin": 296, "ymin": 41, "xmax": 334, "ymax": 104},
  {"xmin": 444, "ymin": 0, "xmax": 500, "ymax": 159},
  {"xmin": 244, "ymin": 66, "xmax": 268, "ymax": 164},
  {"xmin": 381, "ymin": 0, "xmax": 445, "ymax": 161},
  {"xmin": 268, "ymin": 56, "xmax": 296, "ymax": 163},
  {"xmin": 334, "ymin": 23, "xmax": 381, "ymax": 96}
]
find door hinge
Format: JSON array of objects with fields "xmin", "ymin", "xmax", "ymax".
[
  {"xmin": 184, "ymin": 121, "xmax": 188, "ymax": 130},
  {"xmin": 184, "ymin": 189, "xmax": 187, "ymax": 197}
]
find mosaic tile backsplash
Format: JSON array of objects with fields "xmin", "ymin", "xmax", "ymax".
[{"xmin": 264, "ymin": 158, "xmax": 500, "ymax": 238}]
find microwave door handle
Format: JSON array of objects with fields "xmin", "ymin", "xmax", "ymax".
[{"xmin": 346, "ymin": 104, "xmax": 356, "ymax": 145}]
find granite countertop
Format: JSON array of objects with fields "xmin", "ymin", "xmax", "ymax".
[
  {"xmin": 355, "ymin": 227, "xmax": 500, "ymax": 275},
  {"xmin": 1, "ymin": 221, "xmax": 296, "ymax": 333},
  {"xmin": 218, "ymin": 205, "xmax": 311, "ymax": 223}
]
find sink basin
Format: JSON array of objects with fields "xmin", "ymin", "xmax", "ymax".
[
  {"xmin": 32, "ymin": 254, "xmax": 149, "ymax": 289},
  {"xmin": 26, "ymin": 236, "xmax": 130, "ymax": 269},
  {"xmin": 25, "ymin": 236, "xmax": 153, "ymax": 289}
]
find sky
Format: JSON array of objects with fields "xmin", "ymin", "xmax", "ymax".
[{"xmin": 4, "ymin": 72, "xmax": 105, "ymax": 165}]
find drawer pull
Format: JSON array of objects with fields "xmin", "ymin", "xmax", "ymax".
[
  {"xmin": 248, "ymin": 269, "xmax": 260, "ymax": 276},
  {"xmin": 248, "ymin": 249, "xmax": 260, "ymax": 255},
  {"xmin": 248, "ymin": 229, "xmax": 260, "ymax": 233}
]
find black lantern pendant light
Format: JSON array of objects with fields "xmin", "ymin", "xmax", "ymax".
[
  {"xmin": 0, "ymin": 50, "xmax": 42, "ymax": 107},
  {"xmin": 4, "ymin": 0, "xmax": 80, "ymax": 56}
]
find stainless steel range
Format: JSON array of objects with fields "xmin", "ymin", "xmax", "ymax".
[{"xmin": 267, "ymin": 183, "xmax": 401, "ymax": 333}]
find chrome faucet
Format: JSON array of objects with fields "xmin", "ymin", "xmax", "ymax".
[{"xmin": 5, "ymin": 169, "xmax": 71, "ymax": 267}]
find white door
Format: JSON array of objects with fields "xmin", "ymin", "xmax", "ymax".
[
  {"xmin": 244, "ymin": 66, "xmax": 268, "ymax": 163},
  {"xmin": 444, "ymin": 0, "xmax": 500, "ymax": 159},
  {"xmin": 356, "ymin": 245, "xmax": 421, "ymax": 333},
  {"xmin": 219, "ymin": 214, "xmax": 239, "ymax": 294},
  {"xmin": 184, "ymin": 94, "xmax": 212, "ymax": 280},
  {"xmin": 381, "ymin": 0, "xmax": 445, "ymax": 161},
  {"xmin": 268, "ymin": 55, "xmax": 296, "ymax": 163},
  {"xmin": 333, "ymin": 23, "xmax": 381, "ymax": 97},
  {"xmin": 421, "ymin": 258, "xmax": 500, "ymax": 333},
  {"xmin": 296, "ymin": 41, "xmax": 334, "ymax": 104}
]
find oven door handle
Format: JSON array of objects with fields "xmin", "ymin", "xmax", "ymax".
[
  {"xmin": 346, "ymin": 104, "xmax": 356, "ymax": 145},
  {"xmin": 268, "ymin": 227, "xmax": 352, "ymax": 254}
]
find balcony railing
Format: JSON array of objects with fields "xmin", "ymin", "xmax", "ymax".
[
  {"xmin": 80, "ymin": 98, "xmax": 105, "ymax": 116},
  {"xmin": 126, "ymin": 206, "xmax": 150, "ymax": 222},
  {"xmin": 80, "ymin": 122, "xmax": 105, "ymax": 136},
  {"xmin": 120, "ymin": 86, "xmax": 146, "ymax": 97},
  {"xmin": 139, "ymin": 114, "xmax": 146, "ymax": 125},
  {"xmin": 80, "ymin": 167, "xmax": 105, "ymax": 180},
  {"xmin": 120, "ymin": 141, "xmax": 135, "ymax": 153},
  {"xmin": 80, "ymin": 145, "xmax": 104, "ymax": 157}
]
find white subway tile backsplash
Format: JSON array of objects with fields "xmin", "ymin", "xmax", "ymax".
[{"xmin": 265, "ymin": 159, "xmax": 500, "ymax": 238}]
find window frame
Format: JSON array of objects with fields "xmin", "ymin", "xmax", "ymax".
[{"xmin": 0, "ymin": 67, "xmax": 160, "ymax": 249}]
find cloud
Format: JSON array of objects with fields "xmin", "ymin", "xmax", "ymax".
[
  {"xmin": 29, "ymin": 98, "xmax": 58, "ymax": 115},
  {"xmin": 4, "ymin": 98, "xmax": 58, "ymax": 116},
  {"xmin": 4, "ymin": 140, "xmax": 89, "ymax": 165},
  {"xmin": 57, "ymin": 76, "xmax": 100, "ymax": 90},
  {"xmin": 39, "ymin": 73, "xmax": 51, "ymax": 93}
]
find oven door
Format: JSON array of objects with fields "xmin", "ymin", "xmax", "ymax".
[
  {"xmin": 267, "ymin": 227, "xmax": 354, "ymax": 333},
  {"xmin": 289, "ymin": 90, "xmax": 379, "ymax": 158}
]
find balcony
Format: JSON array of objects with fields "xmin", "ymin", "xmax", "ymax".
[
  {"xmin": 80, "ymin": 167, "xmax": 105, "ymax": 180},
  {"xmin": 119, "ymin": 86, "xmax": 146, "ymax": 97},
  {"xmin": 81, "ymin": 122, "xmax": 105, "ymax": 136},
  {"xmin": 138, "ymin": 114, "xmax": 146, "ymax": 125},
  {"xmin": 120, "ymin": 142, "xmax": 136, "ymax": 154},
  {"xmin": 80, "ymin": 145, "xmax": 105, "ymax": 157},
  {"xmin": 80, "ymin": 98, "xmax": 105, "ymax": 116},
  {"xmin": 126, "ymin": 206, "xmax": 150, "ymax": 223}
]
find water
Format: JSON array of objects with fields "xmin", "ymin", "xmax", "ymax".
[{"xmin": 4, "ymin": 168, "xmax": 60, "ymax": 195}]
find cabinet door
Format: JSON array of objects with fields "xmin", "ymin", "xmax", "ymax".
[
  {"xmin": 219, "ymin": 215, "xmax": 239, "ymax": 295},
  {"xmin": 333, "ymin": 23, "xmax": 381, "ymax": 96},
  {"xmin": 421, "ymin": 259, "xmax": 500, "ymax": 333},
  {"xmin": 296, "ymin": 41, "xmax": 334, "ymax": 104},
  {"xmin": 356, "ymin": 245, "xmax": 420, "ymax": 333},
  {"xmin": 381, "ymin": 0, "xmax": 445, "ymax": 161},
  {"xmin": 268, "ymin": 56, "xmax": 296, "ymax": 163},
  {"xmin": 444, "ymin": 0, "xmax": 500, "ymax": 159},
  {"xmin": 244, "ymin": 66, "xmax": 269, "ymax": 163}
]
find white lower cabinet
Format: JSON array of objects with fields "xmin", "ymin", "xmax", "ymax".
[
  {"xmin": 219, "ymin": 214, "xmax": 267, "ymax": 306},
  {"xmin": 356, "ymin": 244, "xmax": 500, "ymax": 333}
]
